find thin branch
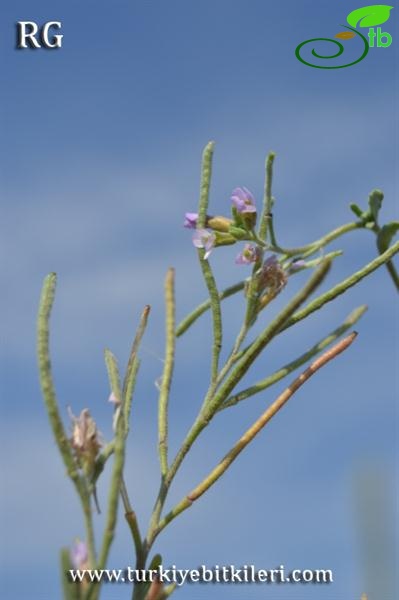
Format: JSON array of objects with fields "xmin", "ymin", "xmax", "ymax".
[
  {"xmin": 123, "ymin": 304, "xmax": 150, "ymax": 434},
  {"xmin": 175, "ymin": 251, "xmax": 343, "ymax": 338},
  {"xmin": 207, "ymin": 260, "xmax": 331, "ymax": 414},
  {"xmin": 158, "ymin": 268, "xmax": 176, "ymax": 477},
  {"xmin": 157, "ymin": 332, "xmax": 357, "ymax": 533},
  {"xmin": 258, "ymin": 151, "xmax": 276, "ymax": 243},
  {"xmin": 166, "ymin": 260, "xmax": 331, "ymax": 489},
  {"xmin": 220, "ymin": 305, "xmax": 367, "ymax": 411},
  {"xmin": 89, "ymin": 400, "xmax": 127, "ymax": 600},
  {"xmin": 196, "ymin": 141, "xmax": 222, "ymax": 384},
  {"xmin": 37, "ymin": 274, "xmax": 97, "ymax": 570},
  {"xmin": 37, "ymin": 273, "xmax": 85, "ymax": 495},
  {"xmin": 176, "ymin": 281, "xmax": 244, "ymax": 337},
  {"xmin": 284, "ymin": 240, "xmax": 399, "ymax": 331},
  {"xmin": 273, "ymin": 221, "xmax": 363, "ymax": 257}
]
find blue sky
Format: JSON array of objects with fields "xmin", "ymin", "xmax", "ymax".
[{"xmin": 1, "ymin": 1, "xmax": 397, "ymax": 599}]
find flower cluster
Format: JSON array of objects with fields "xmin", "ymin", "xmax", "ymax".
[
  {"xmin": 184, "ymin": 186, "xmax": 259, "ymax": 261},
  {"xmin": 183, "ymin": 187, "xmax": 295, "ymax": 310}
]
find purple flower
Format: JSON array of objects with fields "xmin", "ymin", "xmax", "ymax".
[
  {"xmin": 235, "ymin": 244, "xmax": 261, "ymax": 265},
  {"xmin": 231, "ymin": 187, "xmax": 256, "ymax": 214},
  {"xmin": 288, "ymin": 259, "xmax": 306, "ymax": 273},
  {"xmin": 183, "ymin": 212, "xmax": 198, "ymax": 229},
  {"xmin": 192, "ymin": 228, "xmax": 216, "ymax": 259},
  {"xmin": 70, "ymin": 539, "xmax": 88, "ymax": 569}
]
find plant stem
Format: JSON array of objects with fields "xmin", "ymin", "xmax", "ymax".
[
  {"xmin": 196, "ymin": 142, "xmax": 222, "ymax": 384},
  {"xmin": 176, "ymin": 281, "xmax": 245, "ymax": 337},
  {"xmin": 283, "ymin": 240, "xmax": 399, "ymax": 331},
  {"xmin": 37, "ymin": 273, "xmax": 86, "ymax": 497},
  {"xmin": 273, "ymin": 221, "xmax": 364, "ymax": 257},
  {"xmin": 220, "ymin": 305, "xmax": 367, "ymax": 411},
  {"xmin": 158, "ymin": 268, "xmax": 176, "ymax": 477},
  {"xmin": 123, "ymin": 304, "xmax": 150, "ymax": 425},
  {"xmin": 88, "ymin": 404, "xmax": 127, "ymax": 600},
  {"xmin": 197, "ymin": 141, "xmax": 215, "ymax": 229},
  {"xmin": 258, "ymin": 151, "xmax": 276, "ymax": 242},
  {"xmin": 121, "ymin": 477, "xmax": 144, "ymax": 569},
  {"xmin": 37, "ymin": 274, "xmax": 97, "ymax": 577},
  {"xmin": 157, "ymin": 332, "xmax": 357, "ymax": 532},
  {"xmin": 82, "ymin": 499, "xmax": 96, "ymax": 571},
  {"xmin": 163, "ymin": 261, "xmax": 331, "ymax": 503}
]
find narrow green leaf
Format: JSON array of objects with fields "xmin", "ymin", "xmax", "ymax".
[{"xmin": 377, "ymin": 221, "xmax": 399, "ymax": 253}]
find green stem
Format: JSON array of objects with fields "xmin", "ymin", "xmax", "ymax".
[
  {"xmin": 88, "ymin": 402, "xmax": 127, "ymax": 600},
  {"xmin": 198, "ymin": 255, "xmax": 222, "ymax": 384},
  {"xmin": 197, "ymin": 141, "xmax": 215, "ymax": 229},
  {"xmin": 176, "ymin": 281, "xmax": 245, "ymax": 337},
  {"xmin": 37, "ymin": 273, "xmax": 86, "ymax": 497},
  {"xmin": 196, "ymin": 142, "xmax": 222, "ymax": 384},
  {"xmin": 205, "ymin": 260, "xmax": 331, "ymax": 414},
  {"xmin": 157, "ymin": 332, "xmax": 357, "ymax": 533},
  {"xmin": 272, "ymin": 221, "xmax": 364, "ymax": 257},
  {"xmin": 220, "ymin": 305, "xmax": 367, "ymax": 411},
  {"xmin": 82, "ymin": 498, "xmax": 96, "ymax": 570},
  {"xmin": 258, "ymin": 151, "xmax": 276, "ymax": 243},
  {"xmin": 123, "ymin": 304, "xmax": 150, "ymax": 424},
  {"xmin": 37, "ymin": 274, "xmax": 97, "ymax": 583},
  {"xmin": 284, "ymin": 240, "xmax": 399, "ymax": 331},
  {"xmin": 158, "ymin": 268, "xmax": 176, "ymax": 477},
  {"xmin": 163, "ymin": 261, "xmax": 331, "ymax": 505},
  {"xmin": 121, "ymin": 478, "xmax": 144, "ymax": 568},
  {"xmin": 120, "ymin": 306, "xmax": 150, "ymax": 568}
]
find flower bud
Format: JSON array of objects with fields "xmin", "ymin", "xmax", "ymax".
[
  {"xmin": 207, "ymin": 216, "xmax": 233, "ymax": 232},
  {"xmin": 69, "ymin": 408, "xmax": 101, "ymax": 476},
  {"xmin": 70, "ymin": 539, "xmax": 88, "ymax": 570},
  {"xmin": 235, "ymin": 244, "xmax": 261, "ymax": 265},
  {"xmin": 231, "ymin": 187, "xmax": 257, "ymax": 230}
]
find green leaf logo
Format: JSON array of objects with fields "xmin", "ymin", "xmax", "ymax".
[{"xmin": 347, "ymin": 5, "xmax": 393, "ymax": 28}]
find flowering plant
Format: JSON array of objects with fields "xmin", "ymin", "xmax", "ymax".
[{"xmin": 37, "ymin": 142, "xmax": 398, "ymax": 600}]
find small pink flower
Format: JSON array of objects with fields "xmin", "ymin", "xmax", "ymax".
[
  {"xmin": 235, "ymin": 244, "xmax": 261, "ymax": 265},
  {"xmin": 231, "ymin": 187, "xmax": 257, "ymax": 214},
  {"xmin": 192, "ymin": 228, "xmax": 216, "ymax": 259},
  {"xmin": 183, "ymin": 212, "xmax": 198, "ymax": 229}
]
